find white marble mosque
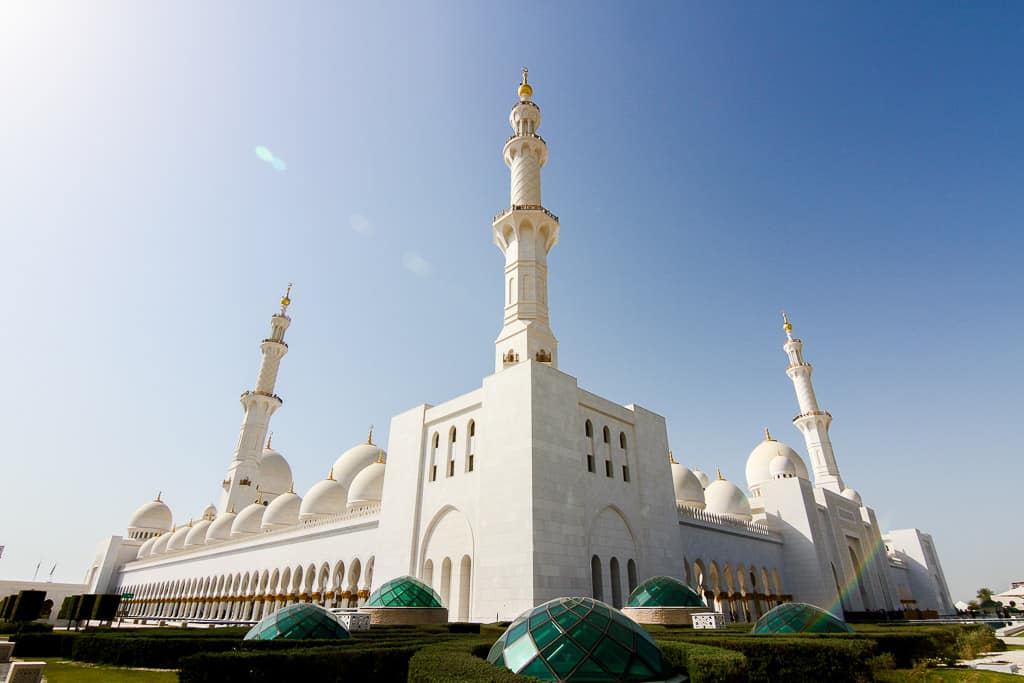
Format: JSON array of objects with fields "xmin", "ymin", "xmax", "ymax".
[{"xmin": 83, "ymin": 71, "xmax": 954, "ymax": 625}]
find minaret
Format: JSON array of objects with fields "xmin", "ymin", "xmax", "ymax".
[
  {"xmin": 219, "ymin": 286, "xmax": 293, "ymax": 513},
  {"xmin": 492, "ymin": 68, "xmax": 560, "ymax": 372},
  {"xmin": 782, "ymin": 311, "xmax": 845, "ymax": 492}
]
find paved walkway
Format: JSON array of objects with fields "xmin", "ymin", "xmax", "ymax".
[{"xmin": 960, "ymin": 638, "xmax": 1024, "ymax": 675}]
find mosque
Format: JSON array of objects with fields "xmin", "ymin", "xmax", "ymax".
[{"xmin": 83, "ymin": 71, "xmax": 954, "ymax": 625}]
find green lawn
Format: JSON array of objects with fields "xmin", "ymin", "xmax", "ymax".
[
  {"xmin": 877, "ymin": 669, "xmax": 1022, "ymax": 682},
  {"xmin": 37, "ymin": 658, "xmax": 177, "ymax": 683}
]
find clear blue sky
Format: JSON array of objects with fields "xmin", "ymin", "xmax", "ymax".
[{"xmin": 1, "ymin": 1, "xmax": 1020, "ymax": 602}]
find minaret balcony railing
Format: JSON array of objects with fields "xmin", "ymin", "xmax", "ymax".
[
  {"xmin": 505, "ymin": 132, "xmax": 547, "ymax": 145},
  {"xmin": 792, "ymin": 410, "xmax": 831, "ymax": 422},
  {"xmin": 493, "ymin": 204, "xmax": 560, "ymax": 224},
  {"xmin": 239, "ymin": 390, "xmax": 283, "ymax": 404},
  {"xmin": 261, "ymin": 338, "xmax": 289, "ymax": 348},
  {"xmin": 785, "ymin": 362, "xmax": 810, "ymax": 370}
]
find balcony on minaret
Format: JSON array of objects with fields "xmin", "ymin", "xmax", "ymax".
[
  {"xmin": 502, "ymin": 349, "xmax": 520, "ymax": 366},
  {"xmin": 535, "ymin": 349, "xmax": 552, "ymax": 363}
]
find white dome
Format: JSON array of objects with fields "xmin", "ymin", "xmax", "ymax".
[
  {"xmin": 166, "ymin": 524, "xmax": 191, "ymax": 551},
  {"xmin": 769, "ymin": 453, "xmax": 798, "ymax": 479},
  {"xmin": 151, "ymin": 531, "xmax": 172, "ymax": 555},
  {"xmin": 136, "ymin": 536, "xmax": 157, "ymax": 559},
  {"xmin": 671, "ymin": 463, "xmax": 706, "ymax": 509},
  {"xmin": 185, "ymin": 519, "xmax": 212, "ymax": 546},
  {"xmin": 262, "ymin": 491, "xmax": 301, "ymax": 529},
  {"xmin": 704, "ymin": 476, "xmax": 753, "ymax": 522},
  {"xmin": 231, "ymin": 502, "xmax": 267, "ymax": 536},
  {"xmin": 745, "ymin": 435, "xmax": 809, "ymax": 488},
  {"xmin": 127, "ymin": 497, "xmax": 172, "ymax": 537},
  {"xmin": 691, "ymin": 469, "xmax": 711, "ymax": 489},
  {"xmin": 258, "ymin": 447, "xmax": 293, "ymax": 497},
  {"xmin": 205, "ymin": 510, "xmax": 236, "ymax": 543},
  {"xmin": 201, "ymin": 504, "xmax": 217, "ymax": 521},
  {"xmin": 347, "ymin": 461, "xmax": 385, "ymax": 508},
  {"xmin": 841, "ymin": 488, "xmax": 863, "ymax": 506},
  {"xmin": 300, "ymin": 475, "xmax": 348, "ymax": 521},
  {"xmin": 332, "ymin": 441, "xmax": 386, "ymax": 491}
]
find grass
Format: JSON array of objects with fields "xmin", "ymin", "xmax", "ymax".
[
  {"xmin": 876, "ymin": 669, "xmax": 1022, "ymax": 682},
  {"xmin": 36, "ymin": 658, "xmax": 177, "ymax": 683}
]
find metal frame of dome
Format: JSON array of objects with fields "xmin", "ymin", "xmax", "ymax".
[
  {"xmin": 367, "ymin": 576, "xmax": 443, "ymax": 608},
  {"xmin": 751, "ymin": 602, "xmax": 854, "ymax": 634},
  {"xmin": 627, "ymin": 576, "xmax": 704, "ymax": 608},
  {"xmin": 244, "ymin": 602, "xmax": 350, "ymax": 641},
  {"xmin": 487, "ymin": 596, "xmax": 669, "ymax": 682}
]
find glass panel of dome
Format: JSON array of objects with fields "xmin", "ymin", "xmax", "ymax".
[
  {"xmin": 487, "ymin": 639, "xmax": 504, "ymax": 661},
  {"xmin": 547, "ymin": 638, "xmax": 586, "ymax": 678},
  {"xmin": 568, "ymin": 619, "xmax": 602, "ymax": 650},
  {"xmin": 608, "ymin": 619, "xmax": 634, "ymax": 649},
  {"xmin": 530, "ymin": 612, "xmax": 550, "ymax": 628},
  {"xmin": 568, "ymin": 657, "xmax": 609, "ymax": 682},
  {"xmin": 520, "ymin": 656, "xmax": 554, "ymax": 679},
  {"xmin": 504, "ymin": 633, "xmax": 539, "ymax": 671},
  {"xmin": 507, "ymin": 619, "xmax": 529, "ymax": 644},
  {"xmin": 592, "ymin": 636, "xmax": 631, "ymax": 675},
  {"xmin": 532, "ymin": 619, "xmax": 561, "ymax": 650}
]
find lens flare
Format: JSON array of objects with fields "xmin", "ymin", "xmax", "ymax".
[{"xmin": 254, "ymin": 146, "xmax": 287, "ymax": 171}]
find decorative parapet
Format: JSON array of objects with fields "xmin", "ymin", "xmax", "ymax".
[
  {"xmin": 492, "ymin": 204, "xmax": 560, "ymax": 224},
  {"xmin": 792, "ymin": 410, "xmax": 830, "ymax": 422},
  {"xmin": 676, "ymin": 504, "xmax": 782, "ymax": 543}
]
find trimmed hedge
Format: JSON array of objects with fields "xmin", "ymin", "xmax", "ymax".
[
  {"xmin": 11, "ymin": 632, "xmax": 80, "ymax": 658},
  {"xmin": 0, "ymin": 621, "xmax": 52, "ymax": 635},
  {"xmin": 657, "ymin": 640, "xmax": 748, "ymax": 683},
  {"xmin": 179, "ymin": 645, "xmax": 422, "ymax": 683},
  {"xmin": 74, "ymin": 594, "xmax": 97, "ymax": 622},
  {"xmin": 11, "ymin": 590, "xmax": 46, "ymax": 622},
  {"xmin": 407, "ymin": 639, "xmax": 541, "ymax": 682},
  {"xmin": 92, "ymin": 593, "xmax": 121, "ymax": 621}
]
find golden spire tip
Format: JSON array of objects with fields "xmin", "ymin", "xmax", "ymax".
[
  {"xmin": 327, "ymin": 466, "xmax": 334, "ymax": 481},
  {"xmin": 377, "ymin": 448, "xmax": 385, "ymax": 464},
  {"xmin": 289, "ymin": 481, "xmax": 294, "ymax": 494},
  {"xmin": 229, "ymin": 503, "xmax": 236, "ymax": 514},
  {"xmin": 765, "ymin": 427, "xmax": 773, "ymax": 441},
  {"xmin": 717, "ymin": 467, "xmax": 723, "ymax": 481},
  {"xmin": 156, "ymin": 491, "xmax": 161, "ymax": 502},
  {"xmin": 669, "ymin": 450, "xmax": 677, "ymax": 464},
  {"xmin": 367, "ymin": 425, "xmax": 374, "ymax": 445},
  {"xmin": 266, "ymin": 432, "xmax": 273, "ymax": 449},
  {"xmin": 782, "ymin": 309, "xmax": 793, "ymax": 333},
  {"xmin": 518, "ymin": 66, "xmax": 533, "ymax": 98}
]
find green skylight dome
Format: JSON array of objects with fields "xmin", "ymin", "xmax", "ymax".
[
  {"xmin": 751, "ymin": 602, "xmax": 854, "ymax": 635},
  {"xmin": 243, "ymin": 602, "xmax": 350, "ymax": 641},
  {"xmin": 367, "ymin": 575, "xmax": 443, "ymax": 608},
  {"xmin": 627, "ymin": 576, "xmax": 704, "ymax": 608},
  {"xmin": 487, "ymin": 597, "xmax": 669, "ymax": 682}
]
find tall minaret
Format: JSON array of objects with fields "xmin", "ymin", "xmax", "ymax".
[
  {"xmin": 782, "ymin": 312, "xmax": 845, "ymax": 493},
  {"xmin": 492, "ymin": 68, "xmax": 560, "ymax": 372},
  {"xmin": 219, "ymin": 286, "xmax": 293, "ymax": 513}
]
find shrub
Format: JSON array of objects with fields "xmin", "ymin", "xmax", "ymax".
[
  {"xmin": 0, "ymin": 621, "xmax": 52, "ymax": 634},
  {"xmin": 956, "ymin": 624, "xmax": 1002, "ymax": 659},
  {"xmin": 657, "ymin": 640, "xmax": 748, "ymax": 683},
  {"xmin": 11, "ymin": 632, "xmax": 79, "ymax": 658},
  {"xmin": 74, "ymin": 594, "xmax": 97, "ymax": 622},
  {"xmin": 446, "ymin": 622, "xmax": 481, "ymax": 634},
  {"xmin": 179, "ymin": 645, "xmax": 422, "ymax": 683},
  {"xmin": 407, "ymin": 639, "xmax": 540, "ymax": 682},
  {"xmin": 58, "ymin": 595, "xmax": 80, "ymax": 621},
  {"xmin": 91, "ymin": 594, "xmax": 122, "ymax": 622},
  {"xmin": 11, "ymin": 591, "xmax": 46, "ymax": 622},
  {"xmin": 70, "ymin": 634, "xmax": 346, "ymax": 669}
]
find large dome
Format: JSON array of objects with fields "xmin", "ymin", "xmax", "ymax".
[
  {"xmin": 185, "ymin": 519, "xmax": 212, "ymax": 547},
  {"xmin": 367, "ymin": 576, "xmax": 443, "ymax": 608},
  {"xmin": 745, "ymin": 435, "xmax": 808, "ymax": 488},
  {"xmin": 232, "ymin": 502, "xmax": 267, "ymax": 536},
  {"xmin": 262, "ymin": 491, "xmax": 301, "ymax": 529},
  {"xmin": 348, "ymin": 461, "xmax": 385, "ymax": 508},
  {"xmin": 300, "ymin": 474, "xmax": 348, "ymax": 521},
  {"xmin": 205, "ymin": 509, "xmax": 236, "ymax": 543},
  {"xmin": 670, "ymin": 463, "xmax": 705, "ymax": 509},
  {"xmin": 127, "ymin": 496, "xmax": 172, "ymax": 538},
  {"xmin": 486, "ymin": 597, "xmax": 668, "ymax": 682},
  {"xmin": 259, "ymin": 447, "xmax": 293, "ymax": 497},
  {"xmin": 244, "ymin": 602, "xmax": 350, "ymax": 641},
  {"xmin": 332, "ymin": 438, "xmax": 386, "ymax": 491},
  {"xmin": 704, "ymin": 476, "xmax": 752, "ymax": 521},
  {"xmin": 751, "ymin": 602, "xmax": 853, "ymax": 634},
  {"xmin": 627, "ymin": 576, "xmax": 704, "ymax": 608}
]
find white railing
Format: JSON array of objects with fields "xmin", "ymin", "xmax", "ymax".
[{"xmin": 677, "ymin": 504, "xmax": 781, "ymax": 541}]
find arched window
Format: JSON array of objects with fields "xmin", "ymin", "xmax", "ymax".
[
  {"xmin": 619, "ymin": 432, "xmax": 627, "ymax": 449},
  {"xmin": 585, "ymin": 419, "xmax": 595, "ymax": 473},
  {"xmin": 466, "ymin": 420, "xmax": 476, "ymax": 472},
  {"xmin": 610, "ymin": 557, "xmax": 623, "ymax": 608},
  {"xmin": 603, "ymin": 426, "xmax": 610, "ymax": 443},
  {"xmin": 591, "ymin": 556, "xmax": 603, "ymax": 601},
  {"xmin": 585, "ymin": 420, "xmax": 593, "ymax": 438},
  {"xmin": 627, "ymin": 559, "xmax": 638, "ymax": 593},
  {"xmin": 430, "ymin": 432, "xmax": 439, "ymax": 482},
  {"xmin": 447, "ymin": 426, "xmax": 456, "ymax": 477}
]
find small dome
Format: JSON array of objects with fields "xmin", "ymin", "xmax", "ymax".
[
  {"xmin": 244, "ymin": 603, "xmax": 350, "ymax": 641},
  {"xmin": 127, "ymin": 497, "xmax": 172, "ymax": 537},
  {"xmin": 746, "ymin": 436, "xmax": 808, "ymax": 488},
  {"xmin": 841, "ymin": 488, "xmax": 863, "ymax": 506},
  {"xmin": 691, "ymin": 469, "xmax": 711, "ymax": 489},
  {"xmin": 627, "ymin": 576, "xmax": 705, "ymax": 608},
  {"xmin": 769, "ymin": 453, "xmax": 797, "ymax": 479},
  {"xmin": 232, "ymin": 502, "xmax": 267, "ymax": 536},
  {"xmin": 704, "ymin": 476, "xmax": 752, "ymax": 522},
  {"xmin": 150, "ymin": 531, "xmax": 172, "ymax": 555},
  {"xmin": 348, "ymin": 461, "xmax": 385, "ymax": 508},
  {"xmin": 487, "ymin": 597, "xmax": 668, "ymax": 681},
  {"xmin": 262, "ymin": 491, "xmax": 301, "ymax": 529},
  {"xmin": 136, "ymin": 536, "xmax": 157, "ymax": 559},
  {"xmin": 671, "ymin": 463, "xmax": 706, "ymax": 509},
  {"xmin": 201, "ymin": 504, "xmax": 217, "ymax": 521},
  {"xmin": 185, "ymin": 519, "xmax": 212, "ymax": 547},
  {"xmin": 206, "ymin": 510, "xmax": 236, "ymax": 543},
  {"xmin": 259, "ymin": 447, "xmax": 293, "ymax": 497},
  {"xmin": 332, "ymin": 437, "xmax": 386, "ymax": 491},
  {"xmin": 752, "ymin": 602, "xmax": 853, "ymax": 634},
  {"xmin": 300, "ymin": 476, "xmax": 348, "ymax": 521},
  {"xmin": 367, "ymin": 576, "xmax": 443, "ymax": 608},
  {"xmin": 166, "ymin": 524, "xmax": 191, "ymax": 551}
]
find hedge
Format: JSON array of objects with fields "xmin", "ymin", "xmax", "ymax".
[
  {"xmin": 407, "ymin": 639, "xmax": 541, "ymax": 682},
  {"xmin": 11, "ymin": 632, "xmax": 80, "ymax": 658},
  {"xmin": 74, "ymin": 594, "xmax": 97, "ymax": 622},
  {"xmin": 92, "ymin": 593, "xmax": 122, "ymax": 621},
  {"xmin": 657, "ymin": 640, "xmax": 748, "ymax": 683},
  {"xmin": 0, "ymin": 621, "xmax": 52, "ymax": 635},
  {"xmin": 179, "ymin": 645, "xmax": 422, "ymax": 683},
  {"xmin": 11, "ymin": 590, "xmax": 46, "ymax": 622},
  {"xmin": 58, "ymin": 595, "xmax": 79, "ymax": 621}
]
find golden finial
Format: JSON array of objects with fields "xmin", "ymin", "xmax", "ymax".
[
  {"xmin": 266, "ymin": 432, "xmax": 273, "ymax": 449},
  {"xmin": 518, "ymin": 66, "xmax": 533, "ymax": 99},
  {"xmin": 327, "ymin": 466, "xmax": 335, "ymax": 481},
  {"xmin": 187, "ymin": 518, "xmax": 193, "ymax": 528},
  {"xmin": 764, "ymin": 427, "xmax": 774, "ymax": 442},
  {"xmin": 155, "ymin": 491, "xmax": 162, "ymax": 502},
  {"xmin": 367, "ymin": 425, "xmax": 374, "ymax": 445},
  {"xmin": 280, "ymin": 283, "xmax": 292, "ymax": 312},
  {"xmin": 229, "ymin": 504, "xmax": 236, "ymax": 514},
  {"xmin": 289, "ymin": 481, "xmax": 295, "ymax": 494},
  {"xmin": 377, "ymin": 448, "xmax": 385, "ymax": 464},
  {"xmin": 669, "ymin": 450, "xmax": 677, "ymax": 464},
  {"xmin": 782, "ymin": 310, "xmax": 793, "ymax": 333},
  {"xmin": 717, "ymin": 467, "xmax": 724, "ymax": 481}
]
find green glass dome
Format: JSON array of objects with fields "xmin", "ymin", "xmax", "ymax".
[
  {"xmin": 243, "ymin": 603, "xmax": 350, "ymax": 641},
  {"xmin": 751, "ymin": 602, "xmax": 854, "ymax": 634},
  {"xmin": 367, "ymin": 575, "xmax": 443, "ymax": 608},
  {"xmin": 487, "ymin": 597, "xmax": 669, "ymax": 682},
  {"xmin": 627, "ymin": 576, "xmax": 704, "ymax": 608}
]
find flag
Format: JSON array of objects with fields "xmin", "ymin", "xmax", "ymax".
[
  {"xmin": 33, "ymin": 561, "xmax": 40, "ymax": 581},
  {"xmin": 0, "ymin": 545, "xmax": 4, "ymax": 559},
  {"xmin": 49, "ymin": 564, "xmax": 56, "ymax": 579}
]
